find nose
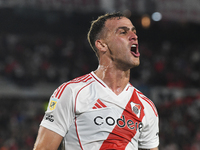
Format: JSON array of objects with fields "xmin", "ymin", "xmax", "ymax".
[{"xmin": 129, "ymin": 31, "xmax": 138, "ymax": 41}]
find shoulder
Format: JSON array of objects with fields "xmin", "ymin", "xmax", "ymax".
[
  {"xmin": 51, "ymin": 73, "xmax": 95, "ymax": 99},
  {"xmin": 135, "ymin": 89, "xmax": 158, "ymax": 117}
]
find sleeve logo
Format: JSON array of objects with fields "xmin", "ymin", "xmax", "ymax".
[
  {"xmin": 49, "ymin": 98, "xmax": 58, "ymax": 111},
  {"xmin": 45, "ymin": 114, "xmax": 54, "ymax": 122}
]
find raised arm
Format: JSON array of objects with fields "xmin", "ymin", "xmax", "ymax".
[{"xmin": 33, "ymin": 126, "xmax": 63, "ymax": 150}]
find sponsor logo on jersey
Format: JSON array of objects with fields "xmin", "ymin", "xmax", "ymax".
[
  {"xmin": 130, "ymin": 102, "xmax": 141, "ymax": 118},
  {"xmin": 94, "ymin": 115, "xmax": 143, "ymax": 132},
  {"xmin": 45, "ymin": 114, "xmax": 54, "ymax": 122},
  {"xmin": 49, "ymin": 98, "xmax": 58, "ymax": 111}
]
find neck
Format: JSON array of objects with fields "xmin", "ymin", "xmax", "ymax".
[{"xmin": 94, "ymin": 64, "xmax": 130, "ymax": 95}]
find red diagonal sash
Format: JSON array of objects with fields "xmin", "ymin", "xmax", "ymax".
[{"xmin": 99, "ymin": 89, "xmax": 145, "ymax": 150}]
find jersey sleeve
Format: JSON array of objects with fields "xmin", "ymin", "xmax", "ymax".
[
  {"xmin": 40, "ymin": 84, "xmax": 74, "ymax": 137},
  {"xmin": 138, "ymin": 102, "xmax": 159, "ymax": 149}
]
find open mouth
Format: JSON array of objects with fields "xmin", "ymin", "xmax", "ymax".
[{"xmin": 131, "ymin": 44, "xmax": 140, "ymax": 57}]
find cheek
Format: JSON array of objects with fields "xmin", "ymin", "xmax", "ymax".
[
  {"xmin": 107, "ymin": 37, "xmax": 128, "ymax": 56},
  {"xmin": 114, "ymin": 38, "xmax": 127, "ymax": 50}
]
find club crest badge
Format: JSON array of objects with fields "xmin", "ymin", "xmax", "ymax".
[
  {"xmin": 49, "ymin": 98, "xmax": 58, "ymax": 111},
  {"xmin": 130, "ymin": 102, "xmax": 141, "ymax": 118}
]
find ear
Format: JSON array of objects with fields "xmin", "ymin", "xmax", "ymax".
[{"xmin": 95, "ymin": 39, "xmax": 107, "ymax": 52}]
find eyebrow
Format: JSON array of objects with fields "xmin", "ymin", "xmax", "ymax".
[{"xmin": 116, "ymin": 26, "xmax": 136, "ymax": 33}]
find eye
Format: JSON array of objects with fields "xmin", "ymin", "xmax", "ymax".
[{"xmin": 120, "ymin": 30, "xmax": 127, "ymax": 34}]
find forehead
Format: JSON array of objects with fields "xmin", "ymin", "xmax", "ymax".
[{"xmin": 105, "ymin": 17, "xmax": 134, "ymax": 32}]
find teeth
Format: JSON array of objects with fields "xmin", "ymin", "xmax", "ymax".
[{"xmin": 131, "ymin": 45, "xmax": 136, "ymax": 47}]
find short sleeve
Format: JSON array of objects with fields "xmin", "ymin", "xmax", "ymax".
[
  {"xmin": 40, "ymin": 85, "xmax": 74, "ymax": 137},
  {"xmin": 138, "ymin": 105, "xmax": 159, "ymax": 149}
]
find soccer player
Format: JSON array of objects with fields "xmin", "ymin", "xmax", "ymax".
[{"xmin": 33, "ymin": 12, "xmax": 159, "ymax": 150}]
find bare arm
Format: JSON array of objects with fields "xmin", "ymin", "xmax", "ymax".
[
  {"xmin": 33, "ymin": 126, "xmax": 63, "ymax": 150},
  {"xmin": 139, "ymin": 147, "xmax": 159, "ymax": 150}
]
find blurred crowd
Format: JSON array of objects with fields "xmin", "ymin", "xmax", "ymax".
[
  {"xmin": 0, "ymin": 32, "xmax": 200, "ymax": 88},
  {"xmin": 159, "ymin": 94, "xmax": 200, "ymax": 150},
  {"xmin": 0, "ymin": 33, "xmax": 97, "ymax": 87},
  {"xmin": 0, "ymin": 98, "xmax": 45, "ymax": 150}
]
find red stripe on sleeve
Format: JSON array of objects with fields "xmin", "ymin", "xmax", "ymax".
[{"xmin": 137, "ymin": 91, "xmax": 158, "ymax": 117}]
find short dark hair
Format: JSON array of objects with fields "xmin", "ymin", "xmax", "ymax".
[{"xmin": 87, "ymin": 12, "xmax": 125, "ymax": 58}]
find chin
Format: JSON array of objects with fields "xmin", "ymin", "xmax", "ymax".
[
  {"xmin": 132, "ymin": 59, "xmax": 140, "ymax": 67},
  {"xmin": 128, "ymin": 62, "xmax": 140, "ymax": 70},
  {"xmin": 133, "ymin": 63, "xmax": 140, "ymax": 68}
]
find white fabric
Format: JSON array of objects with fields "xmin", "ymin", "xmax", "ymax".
[{"xmin": 40, "ymin": 71, "xmax": 159, "ymax": 150}]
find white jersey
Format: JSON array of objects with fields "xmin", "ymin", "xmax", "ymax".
[{"xmin": 40, "ymin": 72, "xmax": 159, "ymax": 150}]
